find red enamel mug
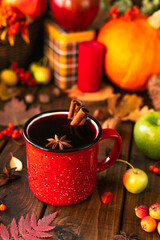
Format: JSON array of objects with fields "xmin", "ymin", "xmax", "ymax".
[{"xmin": 23, "ymin": 110, "xmax": 122, "ymax": 206}]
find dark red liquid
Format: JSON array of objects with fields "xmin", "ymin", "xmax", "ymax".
[{"xmin": 27, "ymin": 113, "xmax": 97, "ymax": 149}]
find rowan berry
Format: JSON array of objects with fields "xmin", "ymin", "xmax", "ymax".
[
  {"xmin": 0, "ymin": 204, "xmax": 7, "ymax": 211},
  {"xmin": 8, "ymin": 122, "xmax": 14, "ymax": 130},
  {"xmin": 18, "ymin": 129, "xmax": 23, "ymax": 135},
  {"xmin": 153, "ymin": 167, "xmax": 159, "ymax": 174},
  {"xmin": 0, "ymin": 132, "xmax": 4, "ymax": 139},
  {"xmin": 149, "ymin": 165, "xmax": 154, "ymax": 172}
]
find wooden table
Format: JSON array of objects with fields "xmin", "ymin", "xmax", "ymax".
[{"xmin": 0, "ymin": 82, "xmax": 159, "ymax": 240}]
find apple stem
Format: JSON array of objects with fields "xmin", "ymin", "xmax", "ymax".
[{"xmin": 117, "ymin": 159, "xmax": 136, "ymax": 172}]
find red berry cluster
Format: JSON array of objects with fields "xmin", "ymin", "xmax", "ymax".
[
  {"xmin": 11, "ymin": 62, "xmax": 36, "ymax": 86},
  {"xmin": 0, "ymin": 122, "xmax": 23, "ymax": 140},
  {"xmin": 123, "ymin": 6, "xmax": 139, "ymax": 20},
  {"xmin": 108, "ymin": 6, "xmax": 119, "ymax": 19},
  {"xmin": 149, "ymin": 164, "xmax": 160, "ymax": 175},
  {"xmin": 2, "ymin": 5, "xmax": 28, "ymax": 35}
]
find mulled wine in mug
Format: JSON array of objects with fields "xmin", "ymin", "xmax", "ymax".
[{"xmin": 23, "ymin": 107, "xmax": 122, "ymax": 206}]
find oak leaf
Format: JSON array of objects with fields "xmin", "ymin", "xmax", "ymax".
[{"xmin": 0, "ymin": 98, "xmax": 40, "ymax": 126}]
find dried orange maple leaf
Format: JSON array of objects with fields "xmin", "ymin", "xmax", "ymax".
[
  {"xmin": 102, "ymin": 94, "xmax": 153, "ymax": 129},
  {"xmin": 0, "ymin": 98, "xmax": 40, "ymax": 126}
]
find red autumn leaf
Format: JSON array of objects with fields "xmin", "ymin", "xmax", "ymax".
[
  {"xmin": 28, "ymin": 230, "xmax": 52, "ymax": 238},
  {"xmin": 38, "ymin": 211, "xmax": 57, "ymax": 226},
  {"xmin": 18, "ymin": 216, "xmax": 25, "ymax": 235},
  {"xmin": 24, "ymin": 214, "xmax": 31, "ymax": 232},
  {"xmin": 22, "ymin": 234, "xmax": 40, "ymax": 240},
  {"xmin": 101, "ymin": 192, "xmax": 113, "ymax": 204},
  {"xmin": 30, "ymin": 214, "xmax": 37, "ymax": 229},
  {"xmin": 34, "ymin": 225, "xmax": 55, "ymax": 232},
  {"xmin": 0, "ymin": 98, "xmax": 40, "ymax": 126},
  {"xmin": 10, "ymin": 218, "xmax": 18, "ymax": 238},
  {"xmin": 0, "ymin": 223, "xmax": 10, "ymax": 240},
  {"xmin": 0, "ymin": 212, "xmax": 57, "ymax": 240}
]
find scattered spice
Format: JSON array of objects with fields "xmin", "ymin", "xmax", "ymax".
[
  {"xmin": 45, "ymin": 134, "xmax": 72, "ymax": 150},
  {"xmin": 113, "ymin": 231, "xmax": 139, "ymax": 240},
  {"xmin": 0, "ymin": 164, "xmax": 20, "ymax": 186}
]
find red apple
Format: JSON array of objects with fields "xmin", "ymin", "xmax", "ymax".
[
  {"xmin": 2, "ymin": 0, "xmax": 47, "ymax": 18},
  {"xmin": 50, "ymin": 0, "xmax": 100, "ymax": 31}
]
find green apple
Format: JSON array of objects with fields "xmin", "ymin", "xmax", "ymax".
[
  {"xmin": 134, "ymin": 111, "xmax": 160, "ymax": 160},
  {"xmin": 123, "ymin": 168, "xmax": 148, "ymax": 194},
  {"xmin": 29, "ymin": 62, "xmax": 39, "ymax": 75},
  {"xmin": 33, "ymin": 66, "xmax": 52, "ymax": 85}
]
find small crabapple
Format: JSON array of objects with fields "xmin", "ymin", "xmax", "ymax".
[
  {"xmin": 141, "ymin": 216, "xmax": 157, "ymax": 232},
  {"xmin": 149, "ymin": 203, "xmax": 160, "ymax": 220},
  {"xmin": 135, "ymin": 205, "xmax": 149, "ymax": 219}
]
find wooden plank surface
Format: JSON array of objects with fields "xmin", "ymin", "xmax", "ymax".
[{"xmin": 0, "ymin": 84, "xmax": 159, "ymax": 240}]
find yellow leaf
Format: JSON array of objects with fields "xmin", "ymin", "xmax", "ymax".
[
  {"xmin": 0, "ymin": 28, "xmax": 8, "ymax": 40},
  {"xmin": 8, "ymin": 34, "xmax": 15, "ymax": 46},
  {"xmin": 115, "ymin": 94, "xmax": 143, "ymax": 118},
  {"xmin": 21, "ymin": 30, "xmax": 30, "ymax": 44},
  {"xmin": 121, "ymin": 106, "xmax": 154, "ymax": 122},
  {"xmin": 0, "ymin": 82, "xmax": 21, "ymax": 101},
  {"xmin": 107, "ymin": 93, "xmax": 121, "ymax": 115}
]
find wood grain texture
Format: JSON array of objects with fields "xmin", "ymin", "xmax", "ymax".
[{"xmin": 0, "ymin": 84, "xmax": 159, "ymax": 240}]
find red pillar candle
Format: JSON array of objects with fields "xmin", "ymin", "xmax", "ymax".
[{"xmin": 77, "ymin": 40, "xmax": 104, "ymax": 93}]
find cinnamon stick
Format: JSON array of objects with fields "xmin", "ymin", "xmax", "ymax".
[
  {"xmin": 68, "ymin": 99, "xmax": 77, "ymax": 119},
  {"xmin": 73, "ymin": 101, "xmax": 82, "ymax": 117},
  {"xmin": 70, "ymin": 107, "xmax": 89, "ymax": 126},
  {"xmin": 68, "ymin": 99, "xmax": 82, "ymax": 119}
]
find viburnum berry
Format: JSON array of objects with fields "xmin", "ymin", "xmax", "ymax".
[{"xmin": 0, "ymin": 204, "xmax": 7, "ymax": 211}]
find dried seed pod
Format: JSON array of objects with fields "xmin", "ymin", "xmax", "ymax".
[
  {"xmin": 25, "ymin": 94, "xmax": 34, "ymax": 104},
  {"xmin": 52, "ymin": 87, "xmax": 61, "ymax": 97},
  {"xmin": 39, "ymin": 93, "xmax": 50, "ymax": 104},
  {"xmin": 93, "ymin": 109, "xmax": 106, "ymax": 120}
]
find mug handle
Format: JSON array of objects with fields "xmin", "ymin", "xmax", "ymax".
[{"xmin": 97, "ymin": 128, "xmax": 122, "ymax": 172}]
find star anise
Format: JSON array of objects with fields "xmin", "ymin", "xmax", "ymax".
[
  {"xmin": 113, "ymin": 231, "xmax": 139, "ymax": 240},
  {"xmin": 0, "ymin": 164, "xmax": 20, "ymax": 187},
  {"xmin": 45, "ymin": 134, "xmax": 73, "ymax": 150}
]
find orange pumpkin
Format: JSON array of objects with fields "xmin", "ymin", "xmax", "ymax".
[{"xmin": 97, "ymin": 10, "xmax": 160, "ymax": 91}]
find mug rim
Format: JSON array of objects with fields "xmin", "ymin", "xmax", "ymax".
[{"xmin": 23, "ymin": 110, "xmax": 102, "ymax": 153}]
